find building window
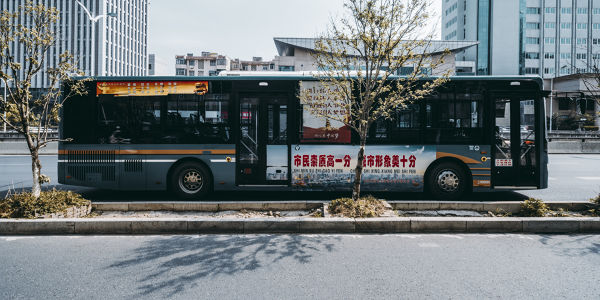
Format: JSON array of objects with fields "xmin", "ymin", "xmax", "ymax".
[
  {"xmin": 526, "ymin": 7, "xmax": 540, "ymax": 14},
  {"xmin": 576, "ymin": 53, "xmax": 587, "ymax": 59},
  {"xmin": 544, "ymin": 52, "xmax": 555, "ymax": 59},
  {"xmin": 593, "ymin": 24, "xmax": 600, "ymax": 30},
  {"xmin": 577, "ymin": 7, "xmax": 588, "ymax": 14},
  {"xmin": 594, "ymin": 8, "xmax": 600, "ymax": 14},
  {"xmin": 526, "ymin": 22, "xmax": 540, "ymax": 29},
  {"xmin": 210, "ymin": 60, "xmax": 216, "ymax": 66},
  {"xmin": 560, "ymin": 23, "xmax": 571, "ymax": 29},
  {"xmin": 545, "ymin": 7, "xmax": 556, "ymax": 14},
  {"xmin": 525, "ymin": 52, "xmax": 540, "ymax": 59},
  {"xmin": 576, "ymin": 23, "xmax": 587, "ymax": 30},
  {"xmin": 189, "ymin": 71, "xmax": 195, "ymax": 76},
  {"xmin": 524, "ymin": 67, "xmax": 540, "ymax": 74},
  {"xmin": 217, "ymin": 59, "xmax": 226, "ymax": 66},
  {"xmin": 544, "ymin": 37, "xmax": 555, "ymax": 44},
  {"xmin": 176, "ymin": 58, "xmax": 185, "ymax": 65},
  {"xmin": 545, "ymin": 22, "xmax": 555, "ymax": 29},
  {"xmin": 188, "ymin": 60, "xmax": 195, "ymax": 67},
  {"xmin": 526, "ymin": 37, "xmax": 540, "ymax": 44},
  {"xmin": 279, "ymin": 66, "xmax": 295, "ymax": 72},
  {"xmin": 544, "ymin": 67, "xmax": 555, "ymax": 74},
  {"xmin": 561, "ymin": 7, "xmax": 572, "ymax": 14},
  {"xmin": 593, "ymin": 38, "xmax": 600, "ymax": 45},
  {"xmin": 176, "ymin": 68, "xmax": 186, "ymax": 75},
  {"xmin": 560, "ymin": 53, "xmax": 571, "ymax": 59},
  {"xmin": 445, "ymin": 31, "xmax": 457, "ymax": 40},
  {"xmin": 576, "ymin": 38, "xmax": 587, "ymax": 45},
  {"xmin": 560, "ymin": 37, "xmax": 571, "ymax": 44}
]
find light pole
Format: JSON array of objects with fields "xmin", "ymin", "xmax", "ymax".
[
  {"xmin": 1, "ymin": 78, "xmax": 12, "ymax": 133},
  {"xmin": 75, "ymin": 1, "xmax": 116, "ymax": 75}
]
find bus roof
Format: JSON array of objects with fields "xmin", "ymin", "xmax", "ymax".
[{"xmin": 75, "ymin": 74, "xmax": 544, "ymax": 88}]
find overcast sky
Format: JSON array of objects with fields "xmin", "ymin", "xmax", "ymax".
[{"xmin": 148, "ymin": 0, "xmax": 442, "ymax": 75}]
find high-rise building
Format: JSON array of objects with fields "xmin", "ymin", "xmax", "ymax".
[
  {"xmin": 0, "ymin": 0, "xmax": 148, "ymax": 89},
  {"xmin": 442, "ymin": 0, "xmax": 600, "ymax": 78}
]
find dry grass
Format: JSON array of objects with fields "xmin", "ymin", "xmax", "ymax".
[
  {"xmin": 328, "ymin": 195, "xmax": 387, "ymax": 218},
  {"xmin": 519, "ymin": 198, "xmax": 548, "ymax": 217},
  {"xmin": 0, "ymin": 189, "xmax": 90, "ymax": 219}
]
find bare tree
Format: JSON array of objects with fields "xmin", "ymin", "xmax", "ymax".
[
  {"xmin": 299, "ymin": 0, "xmax": 449, "ymax": 201},
  {"xmin": 0, "ymin": 2, "xmax": 87, "ymax": 198}
]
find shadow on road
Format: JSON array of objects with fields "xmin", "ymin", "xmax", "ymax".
[
  {"xmin": 0, "ymin": 185, "xmax": 529, "ymax": 202},
  {"xmin": 537, "ymin": 235, "xmax": 600, "ymax": 257},
  {"xmin": 107, "ymin": 235, "xmax": 340, "ymax": 297}
]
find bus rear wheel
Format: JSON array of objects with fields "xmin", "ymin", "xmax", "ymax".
[
  {"xmin": 427, "ymin": 162, "xmax": 469, "ymax": 200},
  {"xmin": 170, "ymin": 162, "xmax": 211, "ymax": 200}
]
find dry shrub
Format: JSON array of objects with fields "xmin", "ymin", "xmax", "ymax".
[
  {"xmin": 519, "ymin": 197, "xmax": 548, "ymax": 217},
  {"xmin": 328, "ymin": 195, "xmax": 387, "ymax": 218},
  {"xmin": 589, "ymin": 194, "xmax": 600, "ymax": 216},
  {"xmin": 0, "ymin": 189, "xmax": 90, "ymax": 219}
]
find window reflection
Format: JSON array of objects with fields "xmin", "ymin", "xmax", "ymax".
[{"xmin": 96, "ymin": 93, "xmax": 231, "ymax": 144}]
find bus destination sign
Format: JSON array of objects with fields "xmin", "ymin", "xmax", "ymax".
[{"xmin": 96, "ymin": 81, "xmax": 209, "ymax": 97}]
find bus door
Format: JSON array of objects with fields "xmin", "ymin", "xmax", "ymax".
[
  {"xmin": 237, "ymin": 94, "xmax": 289, "ymax": 185},
  {"xmin": 492, "ymin": 94, "xmax": 538, "ymax": 187}
]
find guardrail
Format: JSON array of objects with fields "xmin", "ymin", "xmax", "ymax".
[
  {"xmin": 548, "ymin": 130, "xmax": 600, "ymax": 140},
  {"xmin": 0, "ymin": 129, "xmax": 59, "ymax": 140}
]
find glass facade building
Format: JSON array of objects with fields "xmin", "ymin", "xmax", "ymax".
[{"xmin": 443, "ymin": 0, "xmax": 600, "ymax": 78}]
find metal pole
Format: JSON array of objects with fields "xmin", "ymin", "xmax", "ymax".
[{"xmin": 549, "ymin": 77, "xmax": 553, "ymax": 132}]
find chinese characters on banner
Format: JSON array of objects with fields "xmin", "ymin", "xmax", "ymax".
[
  {"xmin": 96, "ymin": 81, "xmax": 209, "ymax": 97},
  {"xmin": 291, "ymin": 145, "xmax": 437, "ymax": 192},
  {"xmin": 300, "ymin": 81, "xmax": 351, "ymax": 143}
]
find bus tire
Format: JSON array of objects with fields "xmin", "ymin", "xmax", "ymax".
[
  {"xmin": 170, "ymin": 162, "xmax": 212, "ymax": 200},
  {"xmin": 427, "ymin": 162, "xmax": 468, "ymax": 200}
]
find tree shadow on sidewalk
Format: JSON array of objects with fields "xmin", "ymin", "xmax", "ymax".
[{"xmin": 107, "ymin": 234, "xmax": 340, "ymax": 298}]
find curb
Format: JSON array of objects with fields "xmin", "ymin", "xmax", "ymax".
[
  {"xmin": 93, "ymin": 201, "xmax": 324, "ymax": 212},
  {"xmin": 1, "ymin": 217, "xmax": 599, "ymax": 235},
  {"xmin": 92, "ymin": 201, "xmax": 592, "ymax": 214}
]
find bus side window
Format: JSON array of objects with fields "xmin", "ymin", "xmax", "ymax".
[{"xmin": 424, "ymin": 91, "xmax": 484, "ymax": 144}]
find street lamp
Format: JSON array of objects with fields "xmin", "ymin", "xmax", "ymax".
[
  {"xmin": 1, "ymin": 78, "xmax": 12, "ymax": 133},
  {"xmin": 75, "ymin": 0, "xmax": 116, "ymax": 75}
]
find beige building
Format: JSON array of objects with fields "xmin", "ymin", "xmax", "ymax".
[
  {"xmin": 231, "ymin": 57, "xmax": 276, "ymax": 72},
  {"xmin": 175, "ymin": 52, "xmax": 231, "ymax": 76}
]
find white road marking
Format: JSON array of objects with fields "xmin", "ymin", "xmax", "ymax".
[
  {"xmin": 418, "ymin": 243, "xmax": 440, "ymax": 248},
  {"xmin": 0, "ymin": 237, "xmax": 36, "ymax": 241},
  {"xmin": 440, "ymin": 235, "xmax": 464, "ymax": 239},
  {"xmin": 577, "ymin": 177, "xmax": 600, "ymax": 180}
]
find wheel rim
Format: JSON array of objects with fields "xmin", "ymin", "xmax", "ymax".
[
  {"xmin": 437, "ymin": 170, "xmax": 460, "ymax": 193},
  {"xmin": 179, "ymin": 169, "xmax": 203, "ymax": 193}
]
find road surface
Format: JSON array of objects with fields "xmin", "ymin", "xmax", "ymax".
[
  {"xmin": 1, "ymin": 234, "xmax": 598, "ymax": 299},
  {"xmin": 0, "ymin": 154, "xmax": 598, "ymax": 202}
]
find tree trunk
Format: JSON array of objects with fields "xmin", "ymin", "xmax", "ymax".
[
  {"xmin": 24, "ymin": 129, "xmax": 42, "ymax": 199},
  {"xmin": 30, "ymin": 149, "xmax": 41, "ymax": 199},
  {"xmin": 352, "ymin": 134, "xmax": 368, "ymax": 201}
]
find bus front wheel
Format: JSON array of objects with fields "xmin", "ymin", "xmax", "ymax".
[
  {"xmin": 427, "ymin": 162, "xmax": 469, "ymax": 200},
  {"xmin": 170, "ymin": 162, "xmax": 211, "ymax": 199}
]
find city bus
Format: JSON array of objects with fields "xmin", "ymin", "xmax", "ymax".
[{"xmin": 59, "ymin": 74, "xmax": 548, "ymax": 200}]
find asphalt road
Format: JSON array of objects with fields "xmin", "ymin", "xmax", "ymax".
[
  {"xmin": 0, "ymin": 154, "xmax": 599, "ymax": 202},
  {"xmin": 0, "ymin": 234, "xmax": 599, "ymax": 299}
]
